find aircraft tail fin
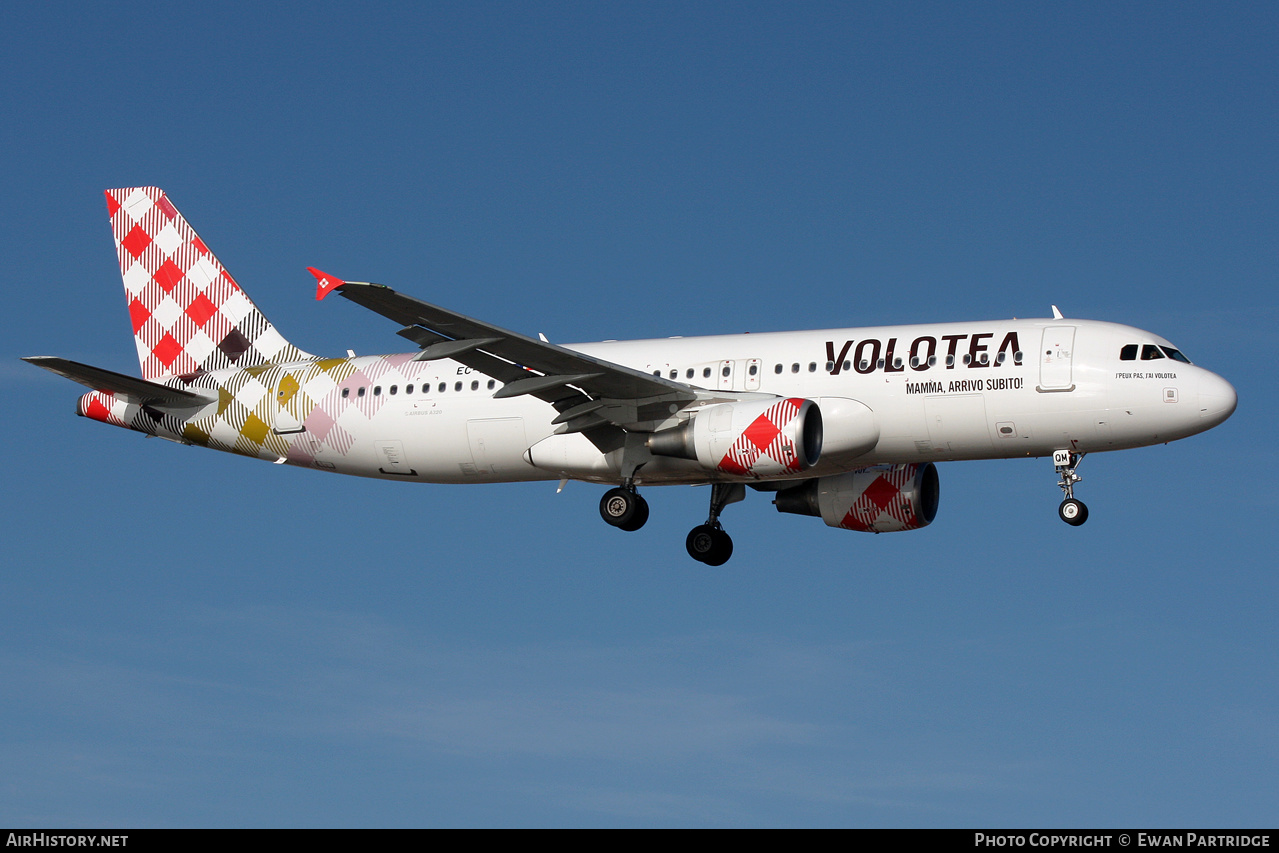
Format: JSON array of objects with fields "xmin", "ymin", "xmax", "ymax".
[{"xmin": 105, "ymin": 187, "xmax": 311, "ymax": 380}]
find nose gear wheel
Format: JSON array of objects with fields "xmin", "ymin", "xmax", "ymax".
[{"xmin": 1053, "ymin": 451, "xmax": 1088, "ymax": 526}]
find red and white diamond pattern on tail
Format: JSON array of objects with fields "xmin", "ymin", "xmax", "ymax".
[
  {"xmin": 717, "ymin": 398, "xmax": 807, "ymax": 477},
  {"xmin": 107, "ymin": 187, "xmax": 310, "ymax": 380},
  {"xmin": 837, "ymin": 465, "xmax": 925, "ymax": 532}
]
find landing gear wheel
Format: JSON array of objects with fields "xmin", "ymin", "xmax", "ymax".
[
  {"xmin": 600, "ymin": 487, "xmax": 648, "ymax": 531},
  {"xmin": 618, "ymin": 496, "xmax": 649, "ymax": 532},
  {"xmin": 686, "ymin": 524, "xmax": 733, "ymax": 566},
  {"xmin": 1058, "ymin": 498, "xmax": 1089, "ymax": 526}
]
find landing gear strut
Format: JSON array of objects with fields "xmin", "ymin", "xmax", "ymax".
[
  {"xmin": 1053, "ymin": 450, "xmax": 1088, "ymax": 526},
  {"xmin": 600, "ymin": 482, "xmax": 649, "ymax": 531},
  {"xmin": 686, "ymin": 483, "xmax": 744, "ymax": 565}
]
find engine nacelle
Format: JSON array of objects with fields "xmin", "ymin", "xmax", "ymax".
[
  {"xmin": 773, "ymin": 463, "xmax": 939, "ymax": 532},
  {"xmin": 648, "ymin": 397, "xmax": 822, "ymax": 477}
]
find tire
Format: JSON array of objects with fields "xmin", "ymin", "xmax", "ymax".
[
  {"xmin": 600, "ymin": 487, "xmax": 640, "ymax": 528},
  {"xmin": 686, "ymin": 525, "xmax": 733, "ymax": 565},
  {"xmin": 617, "ymin": 495, "xmax": 649, "ymax": 531},
  {"xmin": 1058, "ymin": 498, "xmax": 1089, "ymax": 526}
]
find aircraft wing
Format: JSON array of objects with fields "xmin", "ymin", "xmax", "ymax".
[
  {"xmin": 23, "ymin": 356, "xmax": 216, "ymax": 408},
  {"xmin": 314, "ymin": 271, "xmax": 709, "ymax": 434}
]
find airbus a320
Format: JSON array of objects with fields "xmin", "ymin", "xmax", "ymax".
[{"xmin": 26, "ymin": 188, "xmax": 1237, "ymax": 564}]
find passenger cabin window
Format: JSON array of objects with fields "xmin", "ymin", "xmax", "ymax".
[
  {"xmin": 749, "ymin": 364, "xmax": 758, "ymax": 376},
  {"xmin": 808, "ymin": 362, "xmax": 817, "ymax": 372},
  {"xmin": 488, "ymin": 379, "xmax": 496, "ymax": 390},
  {"xmin": 471, "ymin": 380, "xmax": 479, "ymax": 390},
  {"xmin": 703, "ymin": 367, "xmax": 712, "ymax": 378},
  {"xmin": 669, "ymin": 370, "xmax": 677, "ymax": 379},
  {"xmin": 357, "ymin": 387, "xmax": 366, "ymax": 397},
  {"xmin": 455, "ymin": 381, "xmax": 463, "ymax": 391},
  {"xmin": 1141, "ymin": 344, "xmax": 1165, "ymax": 360},
  {"xmin": 389, "ymin": 385, "xmax": 397, "ymax": 395},
  {"xmin": 774, "ymin": 364, "xmax": 783, "ymax": 374},
  {"xmin": 406, "ymin": 384, "xmax": 414, "ymax": 394},
  {"xmin": 1120, "ymin": 344, "xmax": 1138, "ymax": 361},
  {"xmin": 686, "ymin": 368, "xmax": 694, "ymax": 379},
  {"xmin": 341, "ymin": 388, "xmax": 350, "ymax": 398},
  {"xmin": 438, "ymin": 382, "xmax": 446, "ymax": 393},
  {"xmin": 791, "ymin": 363, "xmax": 799, "ymax": 373}
]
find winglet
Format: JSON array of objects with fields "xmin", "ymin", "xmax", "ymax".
[{"xmin": 309, "ymin": 267, "xmax": 345, "ymax": 301}]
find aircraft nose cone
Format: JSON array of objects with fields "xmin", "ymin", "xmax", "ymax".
[{"xmin": 1199, "ymin": 371, "xmax": 1237, "ymax": 427}]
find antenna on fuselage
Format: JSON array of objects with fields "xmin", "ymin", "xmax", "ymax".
[{"xmin": 1051, "ymin": 305, "xmax": 1064, "ymax": 319}]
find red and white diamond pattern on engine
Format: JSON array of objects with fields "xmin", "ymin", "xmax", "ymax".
[
  {"xmin": 107, "ymin": 187, "xmax": 309, "ymax": 380},
  {"xmin": 717, "ymin": 397, "xmax": 806, "ymax": 477},
  {"xmin": 837, "ymin": 465, "xmax": 924, "ymax": 532}
]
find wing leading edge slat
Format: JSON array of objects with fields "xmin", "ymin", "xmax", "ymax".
[{"xmin": 322, "ymin": 277, "xmax": 700, "ymax": 424}]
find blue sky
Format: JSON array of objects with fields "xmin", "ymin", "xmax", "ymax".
[{"xmin": 2, "ymin": 2, "xmax": 1275, "ymax": 827}]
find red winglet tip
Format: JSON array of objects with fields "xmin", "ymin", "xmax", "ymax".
[{"xmin": 308, "ymin": 267, "xmax": 344, "ymax": 301}]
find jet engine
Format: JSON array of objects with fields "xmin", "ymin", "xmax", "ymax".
[
  {"xmin": 773, "ymin": 463, "xmax": 939, "ymax": 532},
  {"xmin": 648, "ymin": 397, "xmax": 822, "ymax": 477}
]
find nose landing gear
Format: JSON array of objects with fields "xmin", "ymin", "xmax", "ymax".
[
  {"xmin": 1054, "ymin": 450, "xmax": 1088, "ymax": 526},
  {"xmin": 686, "ymin": 483, "xmax": 745, "ymax": 565}
]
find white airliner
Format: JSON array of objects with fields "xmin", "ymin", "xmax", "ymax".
[{"xmin": 26, "ymin": 187, "xmax": 1237, "ymax": 564}]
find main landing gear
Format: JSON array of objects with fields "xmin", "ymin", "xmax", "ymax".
[
  {"xmin": 599, "ymin": 483, "xmax": 649, "ymax": 531},
  {"xmin": 686, "ymin": 483, "xmax": 744, "ymax": 566},
  {"xmin": 1053, "ymin": 450, "xmax": 1089, "ymax": 526},
  {"xmin": 598, "ymin": 481, "xmax": 744, "ymax": 565}
]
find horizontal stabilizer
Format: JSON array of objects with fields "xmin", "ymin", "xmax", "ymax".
[{"xmin": 23, "ymin": 356, "xmax": 216, "ymax": 408}]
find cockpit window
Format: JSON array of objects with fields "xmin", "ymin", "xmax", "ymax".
[
  {"xmin": 1141, "ymin": 344, "xmax": 1165, "ymax": 360},
  {"xmin": 1120, "ymin": 344, "xmax": 1138, "ymax": 361},
  {"xmin": 1161, "ymin": 346, "xmax": 1192, "ymax": 364}
]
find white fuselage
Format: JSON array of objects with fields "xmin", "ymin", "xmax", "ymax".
[{"xmin": 135, "ymin": 316, "xmax": 1229, "ymax": 488}]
